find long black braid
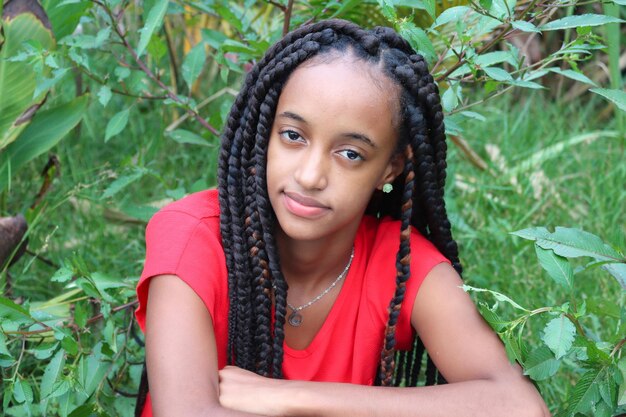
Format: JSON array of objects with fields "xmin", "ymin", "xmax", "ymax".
[{"xmin": 135, "ymin": 18, "xmax": 461, "ymax": 416}]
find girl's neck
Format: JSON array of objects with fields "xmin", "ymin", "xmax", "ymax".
[{"xmin": 275, "ymin": 224, "xmax": 359, "ymax": 292}]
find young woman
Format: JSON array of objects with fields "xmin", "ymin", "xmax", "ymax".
[{"xmin": 135, "ymin": 18, "xmax": 550, "ymax": 417}]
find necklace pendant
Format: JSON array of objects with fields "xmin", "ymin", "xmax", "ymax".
[{"xmin": 288, "ymin": 311, "xmax": 303, "ymax": 327}]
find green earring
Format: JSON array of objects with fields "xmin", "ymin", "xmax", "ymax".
[{"xmin": 382, "ymin": 183, "xmax": 393, "ymax": 193}]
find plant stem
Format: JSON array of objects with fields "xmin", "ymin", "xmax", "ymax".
[{"xmin": 283, "ymin": 0, "xmax": 294, "ymax": 36}]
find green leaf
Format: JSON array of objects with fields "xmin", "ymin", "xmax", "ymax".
[
  {"xmin": 13, "ymin": 378, "xmax": 34, "ymax": 404},
  {"xmin": 535, "ymin": 245, "xmax": 573, "ymax": 288},
  {"xmin": 602, "ymin": 262, "xmax": 626, "ymax": 290},
  {"xmin": 397, "ymin": 21, "xmax": 436, "ymax": 65},
  {"xmin": 167, "ymin": 129, "xmax": 211, "ymax": 146},
  {"xmin": 32, "ymin": 342, "xmax": 59, "ymax": 360},
  {"xmin": 549, "ymin": 68, "xmax": 597, "ymax": 86},
  {"xmin": 104, "ymin": 107, "xmax": 130, "ymax": 142},
  {"xmin": 542, "ymin": 315, "xmax": 576, "ymax": 359},
  {"xmin": 182, "ymin": 42, "xmax": 206, "ymax": 90},
  {"xmin": 101, "ymin": 168, "xmax": 147, "ymax": 199},
  {"xmin": 568, "ymin": 367, "xmax": 604, "ymax": 414},
  {"xmin": 77, "ymin": 342, "xmax": 108, "ymax": 397},
  {"xmin": 477, "ymin": 302, "xmax": 509, "ymax": 332},
  {"xmin": 0, "ymin": 95, "xmax": 88, "ymax": 192},
  {"xmin": 618, "ymin": 356, "xmax": 626, "ymax": 406},
  {"xmin": 524, "ymin": 346, "xmax": 560, "ymax": 380},
  {"xmin": 0, "ymin": 296, "xmax": 33, "ymax": 324},
  {"xmin": 68, "ymin": 404, "xmax": 96, "ymax": 417},
  {"xmin": 511, "ymin": 227, "xmax": 623, "ymax": 262},
  {"xmin": 422, "ymin": 0, "xmax": 435, "ymax": 20},
  {"xmin": 74, "ymin": 301, "xmax": 88, "ymax": 328},
  {"xmin": 40, "ymin": 348, "xmax": 66, "ymax": 399},
  {"xmin": 378, "ymin": 0, "xmax": 397, "ymax": 21},
  {"xmin": 590, "ymin": 88, "xmax": 626, "ymax": 113},
  {"xmin": 51, "ymin": 265, "xmax": 73, "ymax": 283},
  {"xmin": 97, "ymin": 85, "xmax": 112, "ymax": 107},
  {"xmin": 483, "ymin": 66, "xmax": 513, "ymax": 82},
  {"xmin": 540, "ymin": 14, "xmax": 624, "ymax": 31},
  {"xmin": 137, "ymin": 0, "xmax": 169, "ymax": 58},
  {"xmin": 462, "ymin": 285, "xmax": 529, "ymax": 311},
  {"xmin": 511, "ymin": 20, "xmax": 540, "ymax": 33},
  {"xmin": 432, "ymin": 6, "xmax": 472, "ymax": 28}
]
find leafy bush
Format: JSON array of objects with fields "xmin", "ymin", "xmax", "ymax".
[{"xmin": 0, "ymin": 0, "xmax": 623, "ymax": 415}]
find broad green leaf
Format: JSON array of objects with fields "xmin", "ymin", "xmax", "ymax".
[
  {"xmin": 182, "ymin": 42, "xmax": 206, "ymax": 90},
  {"xmin": 535, "ymin": 245, "xmax": 573, "ymax": 288},
  {"xmin": 0, "ymin": 2, "xmax": 55, "ymax": 150},
  {"xmin": 503, "ymin": 332, "xmax": 526, "ymax": 364},
  {"xmin": 459, "ymin": 111, "xmax": 486, "ymax": 121},
  {"xmin": 97, "ymin": 85, "xmax": 112, "ymax": 107},
  {"xmin": 137, "ymin": 0, "xmax": 169, "ymax": 58},
  {"xmin": 618, "ymin": 356, "xmax": 626, "ymax": 406},
  {"xmin": 462, "ymin": 285, "xmax": 529, "ymax": 311},
  {"xmin": 590, "ymin": 88, "xmax": 626, "ymax": 113},
  {"xmin": 0, "ymin": 95, "xmax": 88, "ymax": 192},
  {"xmin": 602, "ymin": 262, "xmax": 626, "ymax": 290},
  {"xmin": 511, "ymin": 20, "xmax": 540, "ymax": 33},
  {"xmin": 40, "ymin": 348, "xmax": 66, "ymax": 399},
  {"xmin": 511, "ymin": 227, "xmax": 623, "ymax": 262},
  {"xmin": 74, "ymin": 302, "xmax": 88, "ymax": 329},
  {"xmin": 508, "ymin": 79, "xmax": 545, "ymax": 90},
  {"xmin": 104, "ymin": 107, "xmax": 130, "ymax": 142},
  {"xmin": 0, "ymin": 332, "xmax": 11, "ymax": 357},
  {"xmin": 549, "ymin": 68, "xmax": 596, "ymax": 86},
  {"xmin": 41, "ymin": 0, "xmax": 90, "ymax": 40},
  {"xmin": 432, "ymin": 6, "xmax": 472, "ymax": 28},
  {"xmin": 524, "ymin": 346, "xmax": 560, "ymax": 380},
  {"xmin": 68, "ymin": 404, "xmax": 96, "ymax": 417},
  {"xmin": 540, "ymin": 14, "xmax": 624, "ymax": 31},
  {"xmin": 568, "ymin": 367, "xmax": 604, "ymax": 414},
  {"xmin": 398, "ymin": 21, "xmax": 436, "ymax": 65},
  {"xmin": 542, "ymin": 315, "xmax": 576, "ymax": 359},
  {"xmin": 0, "ymin": 296, "xmax": 33, "ymax": 324},
  {"xmin": 32, "ymin": 342, "xmax": 59, "ymax": 360},
  {"xmin": 101, "ymin": 168, "xmax": 146, "ymax": 199},
  {"xmin": 13, "ymin": 379, "xmax": 33, "ymax": 404},
  {"xmin": 167, "ymin": 129, "xmax": 211, "ymax": 146},
  {"xmin": 612, "ymin": 0, "xmax": 626, "ymax": 4},
  {"xmin": 483, "ymin": 67, "xmax": 513, "ymax": 82},
  {"xmin": 422, "ymin": 0, "xmax": 435, "ymax": 20},
  {"xmin": 477, "ymin": 302, "xmax": 509, "ymax": 331}
]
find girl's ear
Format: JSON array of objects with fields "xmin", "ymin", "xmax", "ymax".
[{"xmin": 377, "ymin": 153, "xmax": 406, "ymax": 190}]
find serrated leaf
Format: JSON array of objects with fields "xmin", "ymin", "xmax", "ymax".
[
  {"xmin": 535, "ymin": 245, "xmax": 573, "ymax": 288},
  {"xmin": 422, "ymin": 0, "xmax": 435, "ymax": 20},
  {"xmin": 568, "ymin": 367, "xmax": 604, "ymax": 414},
  {"xmin": 101, "ymin": 169, "xmax": 146, "ymax": 199},
  {"xmin": 32, "ymin": 342, "xmax": 59, "ymax": 360},
  {"xmin": 602, "ymin": 262, "xmax": 626, "ymax": 290},
  {"xmin": 511, "ymin": 227, "xmax": 623, "ymax": 262},
  {"xmin": 590, "ymin": 88, "xmax": 626, "ymax": 113},
  {"xmin": 398, "ymin": 21, "xmax": 436, "ymax": 64},
  {"xmin": 13, "ymin": 379, "xmax": 33, "ymax": 404},
  {"xmin": 549, "ymin": 68, "xmax": 597, "ymax": 86},
  {"xmin": 378, "ymin": 0, "xmax": 397, "ymax": 21},
  {"xmin": 542, "ymin": 315, "xmax": 575, "ymax": 359},
  {"xmin": 524, "ymin": 346, "xmax": 560, "ymax": 380},
  {"xmin": 74, "ymin": 302, "xmax": 88, "ymax": 329},
  {"xmin": 167, "ymin": 129, "xmax": 211, "ymax": 146},
  {"xmin": 618, "ymin": 356, "xmax": 626, "ymax": 405},
  {"xmin": 97, "ymin": 85, "xmax": 112, "ymax": 107},
  {"xmin": 136, "ymin": 0, "xmax": 169, "ymax": 58},
  {"xmin": 540, "ymin": 14, "xmax": 624, "ymax": 31},
  {"xmin": 477, "ymin": 303, "xmax": 509, "ymax": 332},
  {"xmin": 182, "ymin": 42, "xmax": 206, "ymax": 90},
  {"xmin": 512, "ymin": 20, "xmax": 540, "ymax": 33},
  {"xmin": 77, "ymin": 342, "xmax": 108, "ymax": 397},
  {"xmin": 104, "ymin": 107, "xmax": 130, "ymax": 142},
  {"xmin": 40, "ymin": 348, "xmax": 66, "ymax": 399}
]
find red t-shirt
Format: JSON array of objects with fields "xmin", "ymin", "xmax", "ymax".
[{"xmin": 135, "ymin": 189, "xmax": 449, "ymax": 416}]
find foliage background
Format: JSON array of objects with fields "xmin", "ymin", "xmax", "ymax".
[{"xmin": 0, "ymin": 0, "xmax": 624, "ymax": 415}]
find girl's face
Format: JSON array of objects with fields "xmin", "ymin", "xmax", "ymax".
[{"xmin": 267, "ymin": 55, "xmax": 404, "ymax": 244}]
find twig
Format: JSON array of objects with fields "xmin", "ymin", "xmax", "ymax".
[
  {"xmin": 610, "ymin": 338, "xmax": 625, "ymax": 358},
  {"xmin": 283, "ymin": 0, "xmax": 294, "ymax": 36},
  {"xmin": 5, "ymin": 300, "xmax": 139, "ymax": 336},
  {"xmin": 165, "ymin": 87, "xmax": 238, "ymax": 132},
  {"xmin": 92, "ymin": 0, "xmax": 220, "ymax": 136},
  {"xmin": 266, "ymin": 0, "xmax": 286, "ymax": 12}
]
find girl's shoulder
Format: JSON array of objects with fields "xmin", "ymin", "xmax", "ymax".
[{"xmin": 156, "ymin": 188, "xmax": 220, "ymax": 221}]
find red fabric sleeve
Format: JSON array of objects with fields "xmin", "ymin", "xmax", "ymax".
[{"xmin": 135, "ymin": 209, "xmax": 227, "ymax": 333}]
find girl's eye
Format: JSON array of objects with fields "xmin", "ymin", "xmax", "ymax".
[
  {"xmin": 337, "ymin": 149, "xmax": 364, "ymax": 162},
  {"xmin": 279, "ymin": 130, "xmax": 302, "ymax": 142}
]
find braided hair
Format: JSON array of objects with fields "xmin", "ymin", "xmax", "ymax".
[{"xmin": 136, "ymin": 18, "xmax": 461, "ymax": 416}]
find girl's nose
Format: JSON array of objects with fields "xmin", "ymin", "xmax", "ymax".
[{"xmin": 293, "ymin": 147, "xmax": 328, "ymax": 191}]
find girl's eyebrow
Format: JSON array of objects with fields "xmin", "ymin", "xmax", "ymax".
[{"xmin": 278, "ymin": 111, "xmax": 377, "ymax": 148}]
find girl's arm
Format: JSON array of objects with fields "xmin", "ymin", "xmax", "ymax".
[
  {"xmin": 218, "ymin": 263, "xmax": 550, "ymax": 417},
  {"xmin": 145, "ymin": 274, "xmax": 262, "ymax": 417}
]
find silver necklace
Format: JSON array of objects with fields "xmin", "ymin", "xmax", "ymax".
[{"xmin": 278, "ymin": 247, "xmax": 354, "ymax": 327}]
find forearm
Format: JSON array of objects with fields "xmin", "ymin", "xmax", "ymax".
[{"xmin": 282, "ymin": 378, "xmax": 549, "ymax": 417}]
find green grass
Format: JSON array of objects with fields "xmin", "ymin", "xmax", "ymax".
[{"xmin": 5, "ymin": 88, "xmax": 625, "ymax": 413}]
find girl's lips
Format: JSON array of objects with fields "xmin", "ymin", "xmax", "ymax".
[{"xmin": 282, "ymin": 192, "xmax": 330, "ymax": 218}]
